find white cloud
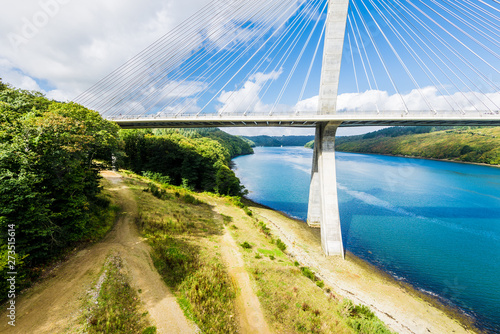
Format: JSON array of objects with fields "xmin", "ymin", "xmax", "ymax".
[
  {"xmin": 0, "ymin": 59, "xmax": 42, "ymax": 91},
  {"xmin": 0, "ymin": 0, "xmax": 307, "ymax": 110},
  {"xmin": 336, "ymin": 87, "xmax": 500, "ymax": 113},
  {"xmin": 216, "ymin": 68, "xmax": 283, "ymax": 114},
  {"xmin": 0, "ymin": 0, "xmax": 212, "ymax": 99},
  {"xmin": 294, "ymin": 87, "xmax": 500, "ymax": 115}
]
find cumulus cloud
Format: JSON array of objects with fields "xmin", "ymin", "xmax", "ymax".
[
  {"xmin": 293, "ymin": 87, "xmax": 500, "ymax": 115},
  {"xmin": 0, "ymin": 0, "xmax": 305, "ymax": 102},
  {"xmin": 216, "ymin": 68, "xmax": 283, "ymax": 114},
  {"xmin": 0, "ymin": 0, "xmax": 212, "ymax": 99}
]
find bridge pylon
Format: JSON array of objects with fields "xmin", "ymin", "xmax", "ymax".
[
  {"xmin": 307, "ymin": 122, "xmax": 344, "ymax": 257},
  {"xmin": 306, "ymin": 0, "xmax": 349, "ymax": 257}
]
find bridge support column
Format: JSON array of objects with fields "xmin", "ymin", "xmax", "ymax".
[
  {"xmin": 307, "ymin": 0, "xmax": 349, "ymax": 256},
  {"xmin": 307, "ymin": 126, "xmax": 322, "ymax": 228},
  {"xmin": 307, "ymin": 122, "xmax": 344, "ymax": 257}
]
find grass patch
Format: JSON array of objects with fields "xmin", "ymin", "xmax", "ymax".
[
  {"xmin": 126, "ymin": 172, "xmax": 238, "ymax": 333},
  {"xmin": 84, "ymin": 254, "xmax": 154, "ymax": 334}
]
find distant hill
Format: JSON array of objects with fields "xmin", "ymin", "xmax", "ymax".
[
  {"xmin": 324, "ymin": 126, "xmax": 500, "ymax": 166},
  {"xmin": 243, "ymin": 135, "xmax": 315, "ymax": 147}
]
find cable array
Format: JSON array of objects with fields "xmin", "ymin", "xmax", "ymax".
[
  {"xmin": 74, "ymin": 0, "xmax": 500, "ymax": 119},
  {"xmin": 343, "ymin": 0, "xmax": 499, "ymax": 115}
]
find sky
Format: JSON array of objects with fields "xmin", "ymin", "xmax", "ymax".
[{"xmin": 1, "ymin": 0, "xmax": 498, "ymax": 136}]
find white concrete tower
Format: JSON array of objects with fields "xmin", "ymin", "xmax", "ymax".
[{"xmin": 307, "ymin": 0, "xmax": 349, "ymax": 257}]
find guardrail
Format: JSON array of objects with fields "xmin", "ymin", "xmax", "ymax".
[{"xmin": 105, "ymin": 109, "xmax": 500, "ymax": 121}]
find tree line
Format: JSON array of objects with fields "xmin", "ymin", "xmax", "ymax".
[{"xmin": 119, "ymin": 128, "xmax": 251, "ymax": 195}]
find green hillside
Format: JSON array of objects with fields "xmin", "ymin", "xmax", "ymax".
[
  {"xmin": 244, "ymin": 135, "xmax": 315, "ymax": 147},
  {"xmin": 333, "ymin": 126, "xmax": 500, "ymax": 165}
]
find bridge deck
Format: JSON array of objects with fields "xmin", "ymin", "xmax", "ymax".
[{"xmin": 110, "ymin": 113, "xmax": 500, "ymax": 128}]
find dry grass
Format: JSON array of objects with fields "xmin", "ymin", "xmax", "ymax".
[{"xmin": 124, "ymin": 175, "xmax": 238, "ymax": 333}]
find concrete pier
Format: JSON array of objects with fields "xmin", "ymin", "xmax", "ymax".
[
  {"xmin": 307, "ymin": 0, "xmax": 349, "ymax": 257},
  {"xmin": 308, "ymin": 122, "xmax": 344, "ymax": 257}
]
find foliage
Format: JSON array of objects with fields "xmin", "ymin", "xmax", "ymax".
[
  {"xmin": 300, "ymin": 266, "xmax": 317, "ymax": 281},
  {"xmin": 240, "ymin": 241, "xmax": 252, "ymax": 249},
  {"xmin": 120, "ymin": 129, "xmax": 247, "ymax": 196},
  {"xmin": 152, "ymin": 128, "xmax": 253, "ymax": 158},
  {"xmin": 244, "ymin": 135, "xmax": 315, "ymax": 147},
  {"xmin": 0, "ymin": 80, "xmax": 120, "ymax": 299},
  {"xmin": 304, "ymin": 140, "xmax": 314, "ymax": 149},
  {"xmin": 276, "ymin": 238, "xmax": 287, "ymax": 252},
  {"xmin": 258, "ymin": 221, "xmax": 272, "ymax": 237},
  {"xmin": 339, "ymin": 299, "xmax": 393, "ymax": 334},
  {"xmin": 142, "ymin": 171, "xmax": 171, "ymax": 185}
]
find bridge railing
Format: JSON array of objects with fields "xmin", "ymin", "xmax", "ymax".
[{"xmin": 106, "ymin": 109, "xmax": 499, "ymax": 120}]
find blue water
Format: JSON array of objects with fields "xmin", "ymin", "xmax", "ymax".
[{"xmin": 233, "ymin": 147, "xmax": 500, "ymax": 333}]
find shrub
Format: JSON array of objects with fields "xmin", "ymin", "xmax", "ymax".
[
  {"xmin": 145, "ymin": 183, "xmax": 170, "ymax": 200},
  {"xmin": 183, "ymin": 194, "xmax": 201, "ymax": 205},
  {"xmin": 231, "ymin": 197, "xmax": 245, "ymax": 208},
  {"xmin": 142, "ymin": 171, "xmax": 171, "ymax": 185},
  {"xmin": 300, "ymin": 266, "xmax": 316, "ymax": 281},
  {"xmin": 258, "ymin": 221, "xmax": 271, "ymax": 236},
  {"xmin": 240, "ymin": 241, "xmax": 252, "ymax": 249},
  {"xmin": 143, "ymin": 327, "xmax": 157, "ymax": 334},
  {"xmin": 276, "ymin": 238, "xmax": 287, "ymax": 251}
]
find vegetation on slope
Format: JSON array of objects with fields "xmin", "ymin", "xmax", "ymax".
[
  {"xmin": 125, "ymin": 172, "xmax": 238, "ymax": 333},
  {"xmin": 120, "ymin": 128, "xmax": 249, "ymax": 196},
  {"xmin": 225, "ymin": 202, "xmax": 393, "ymax": 334},
  {"xmin": 126, "ymin": 171, "xmax": 394, "ymax": 333},
  {"xmin": 244, "ymin": 135, "xmax": 315, "ymax": 147},
  {"xmin": 0, "ymin": 79, "xmax": 120, "ymax": 299},
  {"xmin": 306, "ymin": 126, "xmax": 500, "ymax": 165},
  {"xmin": 336, "ymin": 126, "xmax": 500, "ymax": 165}
]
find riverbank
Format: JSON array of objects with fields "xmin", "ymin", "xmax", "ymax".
[
  {"xmin": 243, "ymin": 198, "xmax": 480, "ymax": 334},
  {"xmin": 337, "ymin": 150, "xmax": 500, "ymax": 169}
]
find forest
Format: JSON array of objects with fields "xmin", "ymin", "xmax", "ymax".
[
  {"xmin": 0, "ymin": 80, "xmax": 251, "ymax": 299},
  {"xmin": 243, "ymin": 135, "xmax": 315, "ymax": 147}
]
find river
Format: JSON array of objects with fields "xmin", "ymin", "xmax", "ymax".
[{"xmin": 233, "ymin": 147, "xmax": 500, "ymax": 333}]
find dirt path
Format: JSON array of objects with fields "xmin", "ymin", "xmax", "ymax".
[
  {"xmin": 250, "ymin": 205, "xmax": 473, "ymax": 334},
  {"xmin": 0, "ymin": 171, "xmax": 197, "ymax": 334},
  {"xmin": 218, "ymin": 225, "xmax": 271, "ymax": 334}
]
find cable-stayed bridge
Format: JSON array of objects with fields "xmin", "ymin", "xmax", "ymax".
[{"xmin": 74, "ymin": 0, "xmax": 500, "ymax": 256}]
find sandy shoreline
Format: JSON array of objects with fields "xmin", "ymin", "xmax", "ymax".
[{"xmin": 244, "ymin": 198, "xmax": 480, "ymax": 334}]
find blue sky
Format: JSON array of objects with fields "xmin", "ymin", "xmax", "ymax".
[{"xmin": 1, "ymin": 0, "xmax": 498, "ymax": 136}]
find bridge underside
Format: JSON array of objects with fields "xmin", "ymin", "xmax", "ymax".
[{"xmin": 113, "ymin": 115, "xmax": 500, "ymax": 129}]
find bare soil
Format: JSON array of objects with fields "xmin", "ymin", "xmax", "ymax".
[
  {"xmin": 0, "ymin": 171, "xmax": 197, "ymax": 334},
  {"xmin": 218, "ymin": 223, "xmax": 271, "ymax": 334}
]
